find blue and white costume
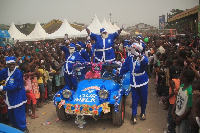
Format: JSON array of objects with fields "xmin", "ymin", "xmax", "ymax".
[
  {"xmin": 60, "ymin": 44, "xmax": 85, "ymax": 90},
  {"xmin": 123, "ymin": 40, "xmax": 132, "ymax": 57},
  {"xmin": 120, "ymin": 45, "xmax": 149, "ymax": 116},
  {"xmin": 80, "ymin": 49, "xmax": 93, "ymax": 62},
  {"xmin": 0, "ymin": 57, "xmax": 27, "ymax": 131},
  {"xmin": 89, "ymin": 28, "xmax": 120, "ymax": 62}
]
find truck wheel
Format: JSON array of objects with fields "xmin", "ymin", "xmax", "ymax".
[
  {"xmin": 112, "ymin": 96, "xmax": 125, "ymax": 126},
  {"xmin": 56, "ymin": 103, "xmax": 69, "ymax": 121}
]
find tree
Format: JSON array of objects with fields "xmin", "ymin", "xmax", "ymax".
[{"xmin": 168, "ymin": 9, "xmax": 184, "ymax": 18}]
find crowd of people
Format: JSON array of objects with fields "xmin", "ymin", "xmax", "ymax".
[
  {"xmin": 0, "ymin": 27, "xmax": 200, "ymax": 133},
  {"xmin": 150, "ymin": 35, "xmax": 200, "ymax": 133}
]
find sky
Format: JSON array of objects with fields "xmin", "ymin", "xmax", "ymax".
[{"xmin": 0, "ymin": 0, "xmax": 199, "ymax": 28}]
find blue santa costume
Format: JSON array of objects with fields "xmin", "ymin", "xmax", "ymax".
[
  {"xmin": 0, "ymin": 57, "xmax": 27, "ymax": 131},
  {"xmin": 76, "ymin": 41, "xmax": 92, "ymax": 62},
  {"xmin": 81, "ymin": 43, "xmax": 94, "ymax": 62},
  {"xmin": 123, "ymin": 39, "xmax": 132, "ymax": 57},
  {"xmin": 60, "ymin": 43, "xmax": 85, "ymax": 90},
  {"xmin": 89, "ymin": 28, "xmax": 121, "ymax": 62},
  {"xmin": 119, "ymin": 43, "xmax": 149, "ymax": 123},
  {"xmin": 136, "ymin": 35, "xmax": 146, "ymax": 55}
]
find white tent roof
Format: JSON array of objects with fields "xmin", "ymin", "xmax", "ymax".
[
  {"xmin": 26, "ymin": 21, "xmax": 48, "ymax": 41},
  {"xmin": 113, "ymin": 23, "xmax": 120, "ymax": 31},
  {"xmin": 8, "ymin": 22, "xmax": 27, "ymax": 41},
  {"xmin": 107, "ymin": 19, "xmax": 118, "ymax": 33},
  {"xmin": 87, "ymin": 14, "xmax": 103, "ymax": 34},
  {"xmin": 46, "ymin": 19, "xmax": 81, "ymax": 39},
  {"xmin": 101, "ymin": 18, "xmax": 115, "ymax": 33},
  {"xmin": 80, "ymin": 29, "xmax": 88, "ymax": 37},
  {"xmin": 112, "ymin": 23, "xmax": 129, "ymax": 35}
]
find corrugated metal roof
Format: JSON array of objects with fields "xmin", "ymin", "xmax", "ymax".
[{"xmin": 168, "ymin": 5, "xmax": 199, "ymax": 22}]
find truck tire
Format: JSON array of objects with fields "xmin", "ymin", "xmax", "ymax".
[
  {"xmin": 112, "ymin": 96, "xmax": 125, "ymax": 126},
  {"xmin": 56, "ymin": 103, "xmax": 68, "ymax": 121}
]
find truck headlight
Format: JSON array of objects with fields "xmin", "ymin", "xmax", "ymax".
[
  {"xmin": 62, "ymin": 89, "xmax": 72, "ymax": 99},
  {"xmin": 98, "ymin": 89, "xmax": 109, "ymax": 99}
]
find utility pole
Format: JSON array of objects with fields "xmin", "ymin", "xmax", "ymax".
[{"xmin": 109, "ymin": 13, "xmax": 112, "ymax": 22}]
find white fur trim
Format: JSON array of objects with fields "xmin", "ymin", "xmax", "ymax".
[
  {"xmin": 7, "ymin": 100, "xmax": 27, "ymax": 109},
  {"xmin": 6, "ymin": 60, "xmax": 15, "ymax": 64},
  {"xmin": 103, "ymin": 39, "xmax": 106, "ymax": 61},
  {"xmin": 132, "ymin": 71, "xmax": 145, "ymax": 76},
  {"xmin": 139, "ymin": 56, "xmax": 145, "ymax": 62},
  {"xmin": 0, "ymin": 85, "xmax": 3, "ymax": 91},
  {"xmin": 196, "ymin": 117, "xmax": 200, "ymax": 127},
  {"xmin": 95, "ymin": 47, "xmax": 112, "ymax": 51},
  {"xmin": 130, "ymin": 79, "xmax": 149, "ymax": 88}
]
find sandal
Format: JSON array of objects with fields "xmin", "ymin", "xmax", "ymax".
[{"xmin": 31, "ymin": 115, "xmax": 39, "ymax": 119}]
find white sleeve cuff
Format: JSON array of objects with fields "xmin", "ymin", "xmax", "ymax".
[
  {"xmin": 0, "ymin": 85, "xmax": 3, "ymax": 91},
  {"xmin": 134, "ymin": 52, "xmax": 139, "ymax": 56},
  {"xmin": 59, "ymin": 43, "xmax": 64, "ymax": 47},
  {"xmin": 140, "ymin": 56, "xmax": 145, "ymax": 62}
]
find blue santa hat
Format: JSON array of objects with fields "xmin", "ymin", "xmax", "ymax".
[
  {"xmin": 100, "ymin": 28, "xmax": 106, "ymax": 34},
  {"xmin": 82, "ymin": 43, "xmax": 86, "ymax": 49},
  {"xmin": 69, "ymin": 43, "xmax": 76, "ymax": 48},
  {"xmin": 76, "ymin": 41, "xmax": 82, "ymax": 47},
  {"xmin": 6, "ymin": 56, "xmax": 16, "ymax": 64},
  {"xmin": 137, "ymin": 35, "xmax": 143, "ymax": 39},
  {"xmin": 124, "ymin": 39, "xmax": 130, "ymax": 42}
]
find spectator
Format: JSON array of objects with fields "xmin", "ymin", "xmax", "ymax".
[
  {"xmin": 172, "ymin": 69, "xmax": 195, "ymax": 133},
  {"xmin": 189, "ymin": 79, "xmax": 200, "ymax": 133},
  {"xmin": 20, "ymin": 63, "xmax": 39, "ymax": 119}
]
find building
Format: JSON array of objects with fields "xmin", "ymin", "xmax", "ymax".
[{"xmin": 167, "ymin": 5, "xmax": 198, "ymax": 36}]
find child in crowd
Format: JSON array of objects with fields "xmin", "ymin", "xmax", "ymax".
[
  {"xmin": 162, "ymin": 65, "xmax": 180, "ymax": 133},
  {"xmin": 37, "ymin": 60, "xmax": 45, "ymax": 107},
  {"xmin": 45, "ymin": 55, "xmax": 55, "ymax": 100},
  {"xmin": 59, "ymin": 52, "xmax": 65, "ymax": 89},
  {"xmin": 44, "ymin": 66, "xmax": 49, "ymax": 102},
  {"xmin": 195, "ymin": 98, "xmax": 200, "ymax": 132},
  {"xmin": 52, "ymin": 53, "xmax": 62, "ymax": 92},
  {"xmin": 172, "ymin": 69, "xmax": 195, "ymax": 133},
  {"xmin": 189, "ymin": 79, "xmax": 200, "ymax": 133},
  {"xmin": 31, "ymin": 67, "xmax": 40, "ymax": 108},
  {"xmin": 20, "ymin": 63, "xmax": 39, "ymax": 119}
]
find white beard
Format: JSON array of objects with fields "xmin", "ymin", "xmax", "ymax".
[
  {"xmin": 69, "ymin": 48, "xmax": 75, "ymax": 55},
  {"xmin": 101, "ymin": 33, "xmax": 108, "ymax": 39}
]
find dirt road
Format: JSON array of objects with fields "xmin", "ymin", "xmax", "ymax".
[{"xmin": 26, "ymin": 77, "xmax": 168, "ymax": 133}]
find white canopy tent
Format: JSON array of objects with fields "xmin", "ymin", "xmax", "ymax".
[
  {"xmin": 26, "ymin": 21, "xmax": 48, "ymax": 41},
  {"xmin": 101, "ymin": 18, "xmax": 116, "ymax": 34},
  {"xmin": 8, "ymin": 22, "xmax": 27, "ymax": 41},
  {"xmin": 112, "ymin": 23, "xmax": 129, "ymax": 35},
  {"xmin": 87, "ymin": 14, "xmax": 103, "ymax": 34},
  {"xmin": 113, "ymin": 23, "xmax": 120, "ymax": 31},
  {"xmin": 107, "ymin": 19, "xmax": 118, "ymax": 33},
  {"xmin": 80, "ymin": 14, "xmax": 103, "ymax": 37},
  {"xmin": 46, "ymin": 19, "xmax": 81, "ymax": 39}
]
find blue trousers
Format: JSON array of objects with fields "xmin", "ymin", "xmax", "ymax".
[
  {"xmin": 64, "ymin": 73, "xmax": 77, "ymax": 90},
  {"xmin": 7, "ymin": 104, "xmax": 26, "ymax": 131},
  {"xmin": 131, "ymin": 84, "xmax": 148, "ymax": 116}
]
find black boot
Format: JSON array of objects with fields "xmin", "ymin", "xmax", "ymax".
[{"xmin": 130, "ymin": 115, "xmax": 137, "ymax": 124}]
